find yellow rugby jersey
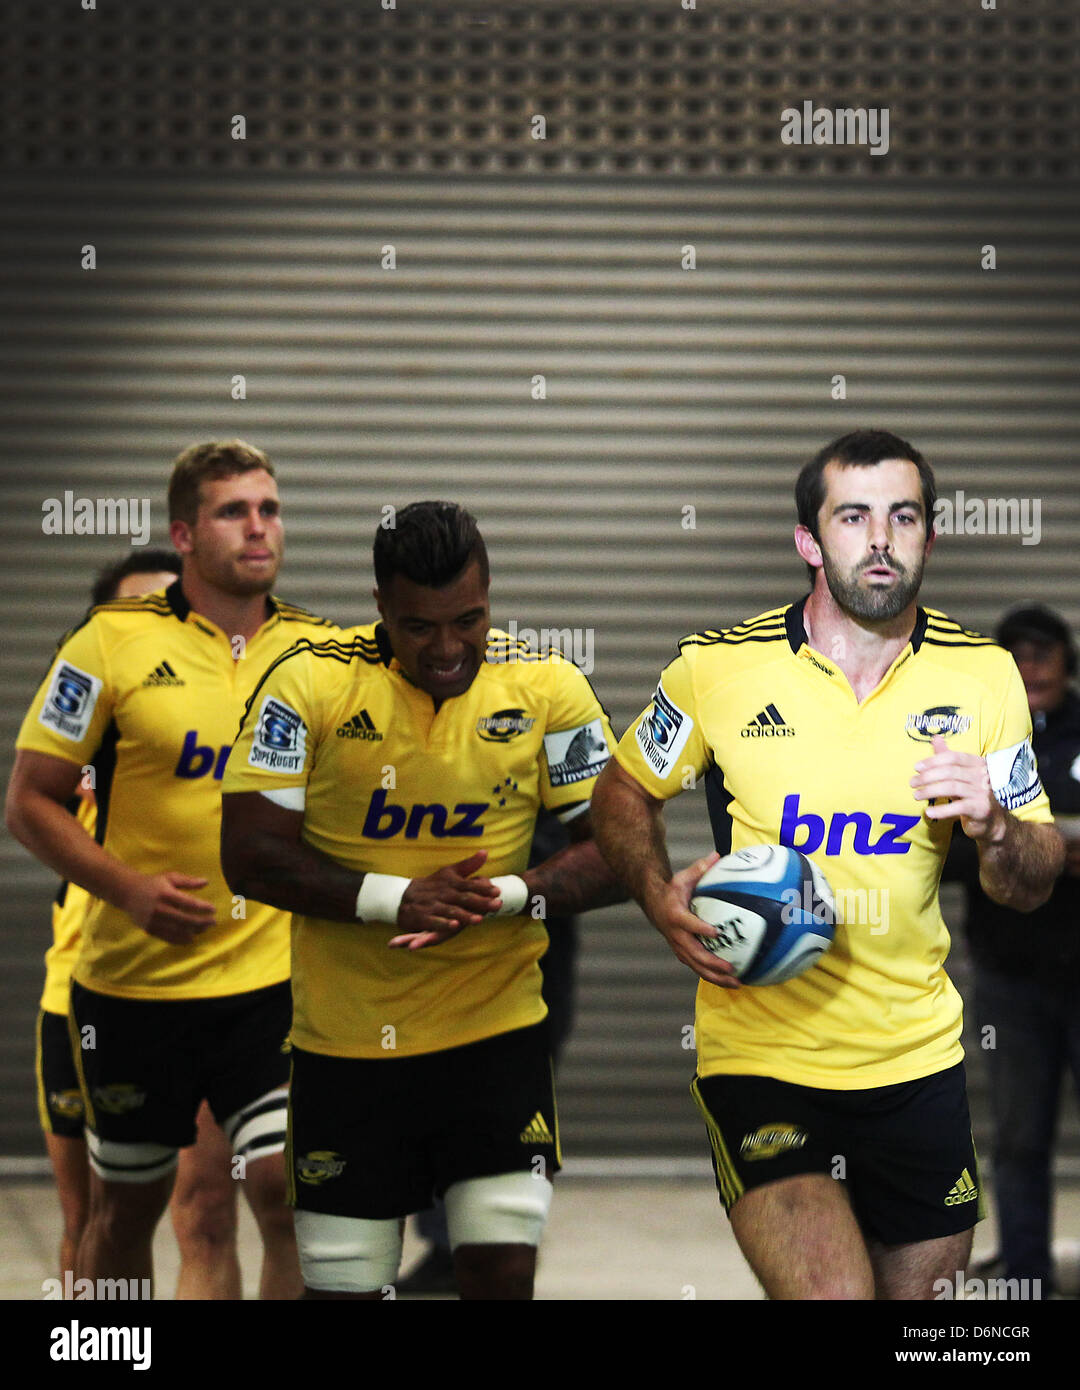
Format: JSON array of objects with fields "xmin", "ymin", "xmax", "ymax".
[
  {"xmin": 221, "ymin": 624, "xmax": 614, "ymax": 1058},
  {"xmin": 40, "ymin": 797, "xmax": 96, "ymax": 1016},
  {"xmin": 17, "ymin": 584, "xmax": 338, "ymax": 1001},
  {"xmin": 615, "ymin": 601, "xmax": 1054, "ymax": 1090}
]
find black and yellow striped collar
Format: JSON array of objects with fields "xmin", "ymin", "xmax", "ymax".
[
  {"xmin": 785, "ymin": 595, "xmax": 928, "ymax": 655},
  {"xmin": 166, "ymin": 582, "xmax": 281, "ymax": 627}
]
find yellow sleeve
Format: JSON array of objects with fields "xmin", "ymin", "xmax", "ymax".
[
  {"xmin": 537, "ymin": 658, "xmax": 616, "ymax": 820},
  {"xmin": 16, "ymin": 619, "xmax": 114, "ymax": 767},
  {"xmin": 981, "ymin": 652, "xmax": 1054, "ymax": 823},
  {"xmin": 612, "ymin": 648, "xmax": 711, "ymax": 801},
  {"xmin": 221, "ymin": 644, "xmax": 323, "ymax": 795}
]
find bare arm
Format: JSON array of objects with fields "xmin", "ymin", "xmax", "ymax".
[
  {"xmin": 519, "ymin": 808, "xmax": 628, "ymax": 917},
  {"xmin": 5, "ymin": 748, "xmax": 216, "ymax": 944},
  {"xmin": 382, "ymin": 805, "xmax": 629, "ymax": 951},
  {"xmin": 911, "ymin": 734, "xmax": 1064, "ymax": 911},
  {"xmin": 220, "ymin": 790, "xmax": 500, "ymax": 930},
  {"xmin": 975, "ymin": 815, "xmax": 1064, "ymax": 911},
  {"xmin": 590, "ymin": 758, "xmax": 739, "ymax": 990}
]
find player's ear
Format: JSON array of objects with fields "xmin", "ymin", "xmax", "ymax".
[
  {"xmin": 169, "ymin": 517, "xmax": 193, "ymax": 555},
  {"xmin": 793, "ymin": 524, "xmax": 822, "ymax": 570},
  {"xmin": 924, "ymin": 521, "xmax": 937, "ymax": 558},
  {"xmin": 373, "ymin": 586, "xmax": 386, "ymax": 621}
]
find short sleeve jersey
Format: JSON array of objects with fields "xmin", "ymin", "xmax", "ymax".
[
  {"xmin": 221, "ymin": 623, "xmax": 615, "ymax": 1059},
  {"xmin": 16, "ymin": 584, "xmax": 339, "ymax": 1001},
  {"xmin": 614, "ymin": 602, "xmax": 1054, "ymax": 1089}
]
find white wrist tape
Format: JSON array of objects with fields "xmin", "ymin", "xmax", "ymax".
[
  {"xmin": 355, "ymin": 873, "xmax": 412, "ymax": 923},
  {"xmin": 490, "ymin": 874, "xmax": 529, "ymax": 917}
]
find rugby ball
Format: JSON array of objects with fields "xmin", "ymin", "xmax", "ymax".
[{"xmin": 690, "ymin": 844, "xmax": 835, "ymax": 986}]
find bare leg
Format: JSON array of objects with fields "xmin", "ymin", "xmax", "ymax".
[
  {"xmin": 869, "ymin": 1228, "xmax": 974, "ymax": 1300},
  {"xmin": 170, "ymin": 1100, "xmax": 241, "ymax": 1299},
  {"xmin": 44, "ymin": 1132, "xmax": 90, "ymax": 1284},
  {"xmin": 453, "ymin": 1244, "xmax": 537, "ymax": 1300},
  {"xmin": 241, "ymin": 1151, "xmax": 303, "ymax": 1300},
  {"xmin": 729, "ymin": 1174, "xmax": 875, "ymax": 1300},
  {"xmin": 76, "ymin": 1169, "xmax": 174, "ymax": 1291}
]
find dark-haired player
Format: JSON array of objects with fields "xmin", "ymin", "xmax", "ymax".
[
  {"xmin": 8, "ymin": 441, "xmax": 338, "ymax": 1298},
  {"xmin": 220, "ymin": 501, "xmax": 625, "ymax": 1299},
  {"xmin": 592, "ymin": 429, "xmax": 1063, "ymax": 1300},
  {"xmin": 36, "ymin": 550, "xmax": 181, "ymax": 1287}
]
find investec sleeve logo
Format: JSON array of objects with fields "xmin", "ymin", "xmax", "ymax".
[
  {"xmin": 249, "ymin": 695, "xmax": 307, "ymax": 773},
  {"xmin": 545, "ymin": 719, "xmax": 610, "ymax": 786},
  {"xmin": 987, "ymin": 738, "xmax": 1043, "ymax": 811}
]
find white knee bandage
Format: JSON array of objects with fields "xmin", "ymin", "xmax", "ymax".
[
  {"xmin": 444, "ymin": 1171, "xmax": 553, "ymax": 1250},
  {"xmin": 86, "ymin": 1131, "xmax": 179, "ymax": 1184},
  {"xmin": 294, "ymin": 1210, "xmax": 402, "ymax": 1294},
  {"xmin": 222, "ymin": 1085, "xmax": 289, "ymax": 1162}
]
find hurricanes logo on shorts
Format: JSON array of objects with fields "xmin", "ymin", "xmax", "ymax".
[
  {"xmin": 739, "ymin": 1122, "xmax": 808, "ymax": 1162},
  {"xmin": 48, "ymin": 1089, "xmax": 85, "ymax": 1121},
  {"xmin": 92, "ymin": 1084, "xmax": 146, "ymax": 1115},
  {"xmin": 296, "ymin": 1150, "xmax": 347, "ymax": 1185},
  {"xmin": 944, "ymin": 1167, "xmax": 979, "ymax": 1206}
]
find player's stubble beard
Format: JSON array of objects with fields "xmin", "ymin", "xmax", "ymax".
[
  {"xmin": 820, "ymin": 546, "xmax": 925, "ymax": 623},
  {"xmin": 189, "ymin": 546, "xmax": 281, "ymax": 599}
]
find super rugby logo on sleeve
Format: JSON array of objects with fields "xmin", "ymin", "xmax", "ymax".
[
  {"xmin": 544, "ymin": 719, "xmax": 610, "ymax": 786},
  {"xmin": 249, "ymin": 695, "xmax": 308, "ymax": 774},
  {"xmin": 39, "ymin": 662, "xmax": 102, "ymax": 741},
  {"xmin": 986, "ymin": 738, "xmax": 1043, "ymax": 811},
  {"xmin": 635, "ymin": 682, "xmax": 693, "ymax": 779}
]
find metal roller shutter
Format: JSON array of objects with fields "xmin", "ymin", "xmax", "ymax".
[{"xmin": 0, "ymin": 1, "xmax": 1077, "ymax": 1157}]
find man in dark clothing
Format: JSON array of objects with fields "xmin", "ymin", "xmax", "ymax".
[{"xmin": 945, "ymin": 606, "xmax": 1080, "ymax": 1297}]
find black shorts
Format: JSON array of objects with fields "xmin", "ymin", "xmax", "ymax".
[
  {"xmin": 691, "ymin": 1063, "xmax": 983, "ymax": 1246},
  {"xmin": 69, "ymin": 979, "xmax": 291, "ymax": 1149},
  {"xmin": 288, "ymin": 1021, "xmax": 561, "ymax": 1220},
  {"xmin": 37, "ymin": 1008, "xmax": 85, "ymax": 1138}
]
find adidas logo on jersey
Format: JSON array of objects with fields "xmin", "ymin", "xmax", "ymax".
[
  {"xmin": 741, "ymin": 704, "xmax": 794, "ymax": 737},
  {"xmin": 336, "ymin": 709, "xmax": 383, "ymax": 741},
  {"xmin": 944, "ymin": 1168, "xmax": 979, "ymax": 1206},
  {"xmin": 519, "ymin": 1112, "xmax": 554, "ymax": 1145},
  {"xmin": 142, "ymin": 660, "xmax": 184, "ymax": 687}
]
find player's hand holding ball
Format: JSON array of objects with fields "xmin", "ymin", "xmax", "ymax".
[
  {"xmin": 689, "ymin": 844, "xmax": 836, "ymax": 986},
  {"xmin": 644, "ymin": 850, "xmax": 744, "ymax": 990}
]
